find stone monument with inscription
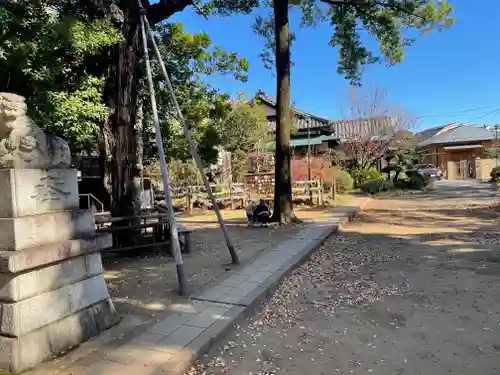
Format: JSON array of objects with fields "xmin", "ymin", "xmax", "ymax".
[{"xmin": 0, "ymin": 93, "xmax": 119, "ymax": 372}]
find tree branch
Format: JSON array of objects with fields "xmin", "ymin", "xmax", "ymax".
[
  {"xmin": 320, "ymin": 0, "xmax": 428, "ymax": 23},
  {"xmin": 146, "ymin": 0, "xmax": 194, "ymax": 25}
]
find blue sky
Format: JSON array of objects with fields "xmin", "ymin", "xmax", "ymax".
[{"xmin": 169, "ymin": 0, "xmax": 500, "ymax": 130}]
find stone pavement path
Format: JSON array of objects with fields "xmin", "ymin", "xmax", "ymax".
[
  {"xmin": 185, "ymin": 182, "xmax": 500, "ymax": 375},
  {"xmin": 26, "ymin": 198, "xmax": 368, "ymax": 375}
]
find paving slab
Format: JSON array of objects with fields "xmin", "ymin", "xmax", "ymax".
[{"xmin": 147, "ymin": 314, "xmax": 190, "ymax": 336}]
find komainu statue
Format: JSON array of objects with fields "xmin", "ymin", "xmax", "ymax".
[{"xmin": 0, "ymin": 92, "xmax": 71, "ymax": 169}]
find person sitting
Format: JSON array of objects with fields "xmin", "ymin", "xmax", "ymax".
[
  {"xmin": 246, "ymin": 200, "xmax": 257, "ymax": 223},
  {"xmin": 252, "ymin": 199, "xmax": 271, "ymax": 226}
]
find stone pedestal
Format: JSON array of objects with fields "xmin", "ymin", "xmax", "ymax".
[{"xmin": 0, "ymin": 168, "xmax": 119, "ymax": 372}]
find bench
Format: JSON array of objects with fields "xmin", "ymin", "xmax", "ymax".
[
  {"xmin": 96, "ymin": 214, "xmax": 192, "ymax": 254},
  {"xmin": 96, "ymin": 217, "xmax": 169, "ymax": 252}
]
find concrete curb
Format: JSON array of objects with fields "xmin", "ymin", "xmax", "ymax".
[{"xmin": 154, "ymin": 198, "xmax": 370, "ymax": 375}]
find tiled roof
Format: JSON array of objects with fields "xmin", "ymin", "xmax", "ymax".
[
  {"xmin": 417, "ymin": 124, "xmax": 494, "ymax": 147},
  {"xmin": 254, "ymin": 91, "xmax": 331, "ymax": 132},
  {"xmin": 330, "ymin": 116, "xmax": 394, "ymax": 140},
  {"xmin": 267, "ymin": 118, "xmax": 331, "ymax": 132},
  {"xmin": 253, "ymin": 90, "xmax": 395, "ymax": 140},
  {"xmin": 414, "ymin": 123, "xmax": 460, "ymax": 143}
]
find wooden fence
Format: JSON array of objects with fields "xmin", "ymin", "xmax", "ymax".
[{"xmin": 157, "ymin": 179, "xmax": 324, "ymax": 211}]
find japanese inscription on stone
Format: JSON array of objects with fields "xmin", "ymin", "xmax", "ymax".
[{"xmin": 31, "ymin": 174, "xmax": 70, "ymax": 202}]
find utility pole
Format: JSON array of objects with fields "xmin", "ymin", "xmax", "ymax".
[
  {"xmin": 494, "ymin": 124, "xmax": 499, "ymax": 166},
  {"xmin": 306, "ymin": 119, "xmax": 313, "ymax": 202}
]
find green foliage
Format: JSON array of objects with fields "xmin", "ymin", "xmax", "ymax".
[
  {"xmin": 254, "ymin": 1, "xmax": 454, "ymax": 83},
  {"xmin": 393, "ymin": 172, "xmax": 409, "ymax": 189},
  {"xmin": 335, "ymin": 169, "xmax": 354, "ymax": 192},
  {"xmin": 143, "ymin": 23, "xmax": 251, "ymax": 166},
  {"xmin": 70, "ymin": 18, "xmax": 121, "ymax": 54},
  {"xmin": 0, "ymin": 0, "xmax": 120, "ymax": 152},
  {"xmin": 31, "ymin": 76, "xmax": 108, "ymax": 152},
  {"xmin": 329, "ymin": 1, "xmax": 454, "ymax": 84},
  {"xmin": 215, "ymin": 100, "xmax": 269, "ymax": 153},
  {"xmin": 490, "ymin": 166, "xmax": 500, "ymax": 181},
  {"xmin": 1, "ymin": 2, "xmax": 250, "ymax": 160},
  {"xmin": 252, "ymin": 13, "xmax": 296, "ymax": 70},
  {"xmin": 231, "ymin": 149, "xmax": 249, "ymax": 182},
  {"xmin": 361, "ymin": 178, "xmax": 390, "ymax": 194},
  {"xmin": 350, "ymin": 167, "xmax": 384, "ymax": 188},
  {"xmin": 167, "ymin": 160, "xmax": 201, "ymax": 186},
  {"xmin": 404, "ymin": 169, "xmax": 428, "ymax": 189},
  {"xmin": 485, "ymin": 148, "xmax": 500, "ymax": 160},
  {"xmin": 384, "ymin": 146, "xmax": 422, "ymax": 181}
]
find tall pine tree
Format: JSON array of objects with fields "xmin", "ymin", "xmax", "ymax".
[{"xmin": 255, "ymin": 0, "xmax": 454, "ymax": 222}]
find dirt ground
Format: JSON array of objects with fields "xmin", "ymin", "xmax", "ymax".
[
  {"xmin": 186, "ymin": 181, "xmax": 500, "ymax": 375},
  {"xmin": 102, "ymin": 199, "xmax": 354, "ymax": 321}
]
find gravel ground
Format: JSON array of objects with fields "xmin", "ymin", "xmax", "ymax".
[{"xmin": 186, "ymin": 183, "xmax": 500, "ymax": 375}]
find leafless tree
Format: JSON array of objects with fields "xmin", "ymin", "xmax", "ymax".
[{"xmin": 332, "ymin": 87, "xmax": 416, "ymax": 171}]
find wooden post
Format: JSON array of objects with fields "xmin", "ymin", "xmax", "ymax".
[
  {"xmin": 230, "ymin": 183, "xmax": 235, "ymax": 210},
  {"xmin": 332, "ymin": 177, "xmax": 337, "ymax": 204},
  {"xmin": 186, "ymin": 186, "xmax": 192, "ymax": 213},
  {"xmin": 319, "ymin": 178, "xmax": 324, "ymax": 206}
]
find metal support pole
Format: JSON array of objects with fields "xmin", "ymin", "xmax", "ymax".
[
  {"xmin": 143, "ymin": 18, "xmax": 240, "ymax": 265},
  {"xmin": 137, "ymin": 2, "xmax": 187, "ymax": 295}
]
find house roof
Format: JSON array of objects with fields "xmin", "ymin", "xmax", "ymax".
[
  {"xmin": 330, "ymin": 116, "xmax": 395, "ymax": 140},
  {"xmin": 417, "ymin": 124, "xmax": 494, "ymax": 147},
  {"xmin": 252, "ymin": 91, "xmax": 332, "ymax": 132},
  {"xmin": 251, "ymin": 90, "xmax": 397, "ymax": 141},
  {"xmin": 414, "ymin": 123, "xmax": 460, "ymax": 144},
  {"xmin": 290, "ymin": 135, "xmax": 337, "ymax": 147}
]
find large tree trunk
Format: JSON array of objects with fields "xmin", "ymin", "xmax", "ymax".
[
  {"xmin": 102, "ymin": 1, "xmax": 142, "ymax": 219},
  {"xmin": 99, "ymin": 0, "xmax": 192, "ymax": 218},
  {"xmin": 271, "ymin": 0, "xmax": 297, "ymax": 223}
]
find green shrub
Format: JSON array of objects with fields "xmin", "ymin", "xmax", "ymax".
[
  {"xmin": 335, "ymin": 170, "xmax": 354, "ymax": 192},
  {"xmin": 322, "ymin": 180, "xmax": 333, "ymax": 191},
  {"xmin": 361, "ymin": 179, "xmax": 391, "ymax": 194},
  {"xmin": 350, "ymin": 167, "xmax": 384, "ymax": 187},
  {"xmin": 323, "ymin": 169, "xmax": 354, "ymax": 192},
  {"xmin": 392, "ymin": 172, "xmax": 408, "ymax": 189},
  {"xmin": 393, "ymin": 178, "xmax": 407, "ymax": 190},
  {"xmin": 366, "ymin": 168, "xmax": 384, "ymax": 181},
  {"xmin": 491, "ymin": 166, "xmax": 500, "ymax": 181},
  {"xmin": 404, "ymin": 170, "xmax": 428, "ymax": 189}
]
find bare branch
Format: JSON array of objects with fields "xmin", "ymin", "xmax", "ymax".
[{"xmin": 335, "ymin": 86, "xmax": 415, "ymax": 170}]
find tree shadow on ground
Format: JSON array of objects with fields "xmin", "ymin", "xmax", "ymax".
[
  {"xmin": 101, "ymin": 216, "xmax": 308, "ymax": 319},
  {"xmin": 339, "ymin": 199, "xmax": 500, "ymax": 278},
  {"xmin": 359, "ymin": 207, "xmax": 498, "ymax": 232},
  {"xmin": 44, "ymin": 187, "xmax": 500, "ymax": 375}
]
